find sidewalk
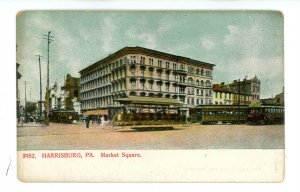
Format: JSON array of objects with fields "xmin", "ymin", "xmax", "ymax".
[{"xmin": 17, "ymin": 122, "xmax": 45, "ymax": 128}]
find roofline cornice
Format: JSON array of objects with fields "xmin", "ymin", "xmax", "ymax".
[{"xmin": 79, "ymin": 46, "xmax": 216, "ymax": 75}]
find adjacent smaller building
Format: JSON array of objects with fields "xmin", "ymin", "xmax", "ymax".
[
  {"xmin": 227, "ymin": 75, "xmax": 261, "ymax": 103},
  {"xmin": 274, "ymin": 92, "xmax": 284, "ymax": 106},
  {"xmin": 261, "ymin": 88, "xmax": 284, "ymax": 106},
  {"xmin": 62, "ymin": 74, "xmax": 80, "ymax": 110},
  {"xmin": 46, "ymin": 74, "xmax": 81, "ymax": 112},
  {"xmin": 49, "ymin": 81, "xmax": 64, "ymax": 110},
  {"xmin": 212, "ymin": 75, "xmax": 261, "ymax": 105},
  {"xmin": 212, "ymin": 83, "xmax": 232, "ymax": 105}
]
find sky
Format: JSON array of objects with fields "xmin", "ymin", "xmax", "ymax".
[{"xmin": 16, "ymin": 11, "xmax": 284, "ymax": 104}]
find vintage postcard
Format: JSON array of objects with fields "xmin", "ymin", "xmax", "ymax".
[{"xmin": 16, "ymin": 10, "xmax": 284, "ymax": 182}]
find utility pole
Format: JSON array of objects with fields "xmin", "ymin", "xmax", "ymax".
[
  {"xmin": 43, "ymin": 31, "xmax": 54, "ymax": 126},
  {"xmin": 23, "ymin": 81, "xmax": 29, "ymax": 119},
  {"xmin": 35, "ymin": 55, "xmax": 43, "ymax": 121},
  {"xmin": 24, "ymin": 81, "xmax": 27, "ymax": 110},
  {"xmin": 238, "ymin": 79, "xmax": 240, "ymax": 123},
  {"xmin": 244, "ymin": 76, "xmax": 247, "ymax": 104}
]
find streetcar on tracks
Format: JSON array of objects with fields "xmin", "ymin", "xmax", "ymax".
[
  {"xmin": 247, "ymin": 104, "xmax": 284, "ymax": 125},
  {"xmin": 189, "ymin": 104, "xmax": 284, "ymax": 125},
  {"xmin": 189, "ymin": 105, "xmax": 249, "ymax": 124},
  {"xmin": 49, "ymin": 109, "xmax": 79, "ymax": 124}
]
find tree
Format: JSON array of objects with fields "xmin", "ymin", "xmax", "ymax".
[{"xmin": 25, "ymin": 102, "xmax": 37, "ymax": 115}]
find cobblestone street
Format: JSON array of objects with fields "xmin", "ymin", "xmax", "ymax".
[{"xmin": 17, "ymin": 122, "xmax": 284, "ymax": 150}]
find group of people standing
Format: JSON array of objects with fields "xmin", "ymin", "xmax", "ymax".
[{"xmin": 85, "ymin": 115, "xmax": 106, "ymax": 128}]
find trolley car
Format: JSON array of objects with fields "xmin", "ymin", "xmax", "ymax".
[
  {"xmin": 49, "ymin": 110, "xmax": 79, "ymax": 124},
  {"xmin": 247, "ymin": 104, "xmax": 284, "ymax": 125},
  {"xmin": 190, "ymin": 105, "xmax": 249, "ymax": 124},
  {"xmin": 190, "ymin": 104, "xmax": 284, "ymax": 125}
]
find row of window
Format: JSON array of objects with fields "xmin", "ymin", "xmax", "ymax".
[
  {"xmin": 214, "ymin": 92, "xmax": 254, "ymax": 103},
  {"xmin": 129, "ymin": 81, "xmax": 212, "ymax": 95},
  {"xmin": 81, "ymin": 86, "xmax": 113, "ymax": 100},
  {"xmin": 215, "ymin": 92, "xmax": 232, "ymax": 100},
  {"xmin": 82, "ymin": 83, "xmax": 212, "ymax": 101},
  {"xmin": 81, "ymin": 57, "xmax": 127, "ymax": 83},
  {"xmin": 187, "ymin": 87, "xmax": 212, "ymax": 96},
  {"xmin": 187, "ymin": 98, "xmax": 212, "ymax": 105},
  {"xmin": 130, "ymin": 68, "xmax": 212, "ymax": 84},
  {"xmin": 81, "ymin": 74, "xmax": 212, "ymax": 93},
  {"xmin": 81, "ymin": 75, "xmax": 112, "ymax": 92},
  {"xmin": 136, "ymin": 56, "xmax": 212, "ymax": 76},
  {"xmin": 81, "ymin": 66, "xmax": 212, "ymax": 87},
  {"xmin": 82, "ymin": 78, "xmax": 213, "ymax": 98},
  {"xmin": 81, "ymin": 81, "xmax": 128, "ymax": 100},
  {"xmin": 81, "ymin": 96, "xmax": 118, "ymax": 109},
  {"xmin": 81, "ymin": 55, "xmax": 213, "ymax": 83},
  {"xmin": 81, "ymin": 95, "xmax": 213, "ymax": 110}
]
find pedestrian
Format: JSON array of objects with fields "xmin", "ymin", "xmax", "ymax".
[
  {"xmin": 20, "ymin": 116, "xmax": 24, "ymax": 127},
  {"xmin": 101, "ymin": 116, "xmax": 105, "ymax": 128},
  {"xmin": 117, "ymin": 113, "xmax": 122, "ymax": 121},
  {"xmin": 97, "ymin": 115, "xmax": 101, "ymax": 126},
  {"xmin": 86, "ymin": 116, "xmax": 90, "ymax": 128}
]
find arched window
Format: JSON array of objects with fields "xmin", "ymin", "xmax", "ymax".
[
  {"xmin": 201, "ymin": 69, "xmax": 204, "ymax": 75},
  {"xmin": 130, "ymin": 55, "xmax": 136, "ymax": 64},
  {"xmin": 131, "ymin": 81, "xmax": 136, "ymax": 89},
  {"xmin": 201, "ymin": 80, "xmax": 204, "ymax": 87},
  {"xmin": 196, "ymin": 79, "xmax": 200, "ymax": 86},
  {"xmin": 188, "ymin": 77, "xmax": 193, "ymax": 85},
  {"xmin": 173, "ymin": 63, "xmax": 177, "ymax": 70},
  {"xmin": 206, "ymin": 80, "xmax": 211, "ymax": 87},
  {"xmin": 180, "ymin": 64, "xmax": 184, "ymax": 70}
]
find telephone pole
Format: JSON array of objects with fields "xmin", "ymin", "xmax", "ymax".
[
  {"xmin": 24, "ymin": 81, "xmax": 27, "ymax": 109},
  {"xmin": 35, "ymin": 55, "xmax": 43, "ymax": 121},
  {"xmin": 43, "ymin": 31, "xmax": 54, "ymax": 126},
  {"xmin": 238, "ymin": 79, "xmax": 240, "ymax": 123},
  {"xmin": 22, "ymin": 81, "xmax": 30, "ymax": 119}
]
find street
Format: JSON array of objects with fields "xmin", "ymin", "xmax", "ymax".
[{"xmin": 17, "ymin": 122, "xmax": 284, "ymax": 150}]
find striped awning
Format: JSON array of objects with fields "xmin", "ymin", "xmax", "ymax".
[
  {"xmin": 116, "ymin": 96, "xmax": 181, "ymax": 106},
  {"xmin": 83, "ymin": 109, "xmax": 108, "ymax": 116}
]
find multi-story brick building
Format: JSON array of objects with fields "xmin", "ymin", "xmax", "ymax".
[
  {"xmin": 212, "ymin": 76, "xmax": 261, "ymax": 105},
  {"xmin": 212, "ymin": 83, "xmax": 233, "ymax": 105},
  {"xmin": 48, "ymin": 74, "xmax": 80, "ymax": 111},
  {"xmin": 61, "ymin": 74, "xmax": 80, "ymax": 110},
  {"xmin": 227, "ymin": 76, "xmax": 261, "ymax": 103},
  {"xmin": 49, "ymin": 81, "xmax": 65, "ymax": 110},
  {"xmin": 79, "ymin": 46, "xmax": 215, "ymax": 117}
]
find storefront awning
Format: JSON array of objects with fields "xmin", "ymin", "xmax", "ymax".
[
  {"xmin": 116, "ymin": 96, "xmax": 181, "ymax": 106},
  {"xmin": 83, "ymin": 109, "xmax": 108, "ymax": 116}
]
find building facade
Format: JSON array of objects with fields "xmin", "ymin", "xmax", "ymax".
[
  {"xmin": 212, "ymin": 83, "xmax": 233, "ymax": 105},
  {"xmin": 213, "ymin": 76, "xmax": 260, "ymax": 105},
  {"xmin": 62, "ymin": 74, "xmax": 80, "ymax": 110},
  {"xmin": 227, "ymin": 76, "xmax": 261, "ymax": 103},
  {"xmin": 260, "ymin": 87, "xmax": 284, "ymax": 106},
  {"xmin": 79, "ymin": 46, "xmax": 215, "ymax": 115},
  {"xmin": 49, "ymin": 82, "xmax": 65, "ymax": 110},
  {"xmin": 48, "ymin": 74, "xmax": 80, "ymax": 111}
]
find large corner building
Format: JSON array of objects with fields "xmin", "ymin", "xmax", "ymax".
[{"xmin": 79, "ymin": 46, "xmax": 215, "ymax": 118}]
